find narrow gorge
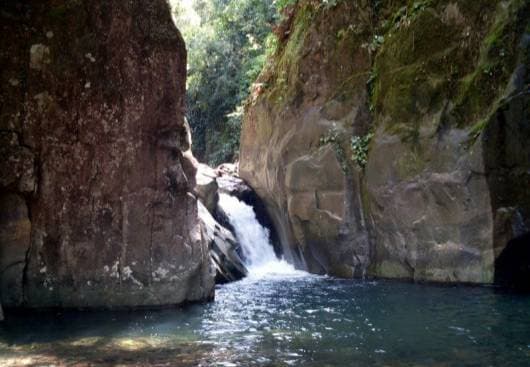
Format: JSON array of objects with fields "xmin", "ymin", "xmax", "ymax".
[{"xmin": 1, "ymin": 0, "xmax": 530, "ymax": 366}]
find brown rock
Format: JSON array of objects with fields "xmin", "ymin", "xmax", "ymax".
[
  {"xmin": 0, "ymin": 194, "xmax": 31, "ymax": 306},
  {"xmin": 0, "ymin": 0, "xmax": 214, "ymax": 308}
]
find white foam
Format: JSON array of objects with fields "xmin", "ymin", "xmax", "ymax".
[{"xmin": 218, "ymin": 193, "xmax": 303, "ymax": 278}]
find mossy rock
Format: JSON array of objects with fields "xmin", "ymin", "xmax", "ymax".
[
  {"xmin": 371, "ymin": 0, "xmax": 529, "ymax": 141},
  {"xmin": 452, "ymin": 0, "xmax": 529, "ymax": 128},
  {"xmin": 264, "ymin": 2, "xmax": 316, "ymax": 106},
  {"xmin": 260, "ymin": 0, "xmax": 373, "ymax": 110}
]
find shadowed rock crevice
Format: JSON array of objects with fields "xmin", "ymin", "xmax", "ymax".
[{"xmin": 495, "ymin": 233, "xmax": 530, "ymax": 290}]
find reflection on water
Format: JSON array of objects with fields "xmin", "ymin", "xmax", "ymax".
[{"xmin": 1, "ymin": 275, "xmax": 530, "ymax": 366}]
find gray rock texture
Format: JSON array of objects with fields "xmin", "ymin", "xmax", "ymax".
[
  {"xmin": 198, "ymin": 202, "xmax": 247, "ymax": 284},
  {"xmin": 240, "ymin": 0, "xmax": 530, "ymax": 283}
]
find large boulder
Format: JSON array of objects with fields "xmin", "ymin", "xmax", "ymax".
[
  {"xmin": 0, "ymin": 1, "xmax": 214, "ymax": 308},
  {"xmin": 198, "ymin": 202, "xmax": 247, "ymax": 283},
  {"xmin": 240, "ymin": 0, "xmax": 530, "ymax": 284}
]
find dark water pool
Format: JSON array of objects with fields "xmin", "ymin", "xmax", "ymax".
[{"xmin": 1, "ymin": 274, "xmax": 530, "ymax": 366}]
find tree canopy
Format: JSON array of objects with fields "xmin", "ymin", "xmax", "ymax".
[{"xmin": 173, "ymin": 0, "xmax": 280, "ymax": 166}]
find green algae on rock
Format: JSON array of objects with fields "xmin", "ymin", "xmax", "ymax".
[{"xmin": 240, "ymin": 0, "xmax": 530, "ymax": 284}]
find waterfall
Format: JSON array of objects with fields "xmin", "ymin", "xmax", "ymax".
[{"xmin": 218, "ymin": 193, "xmax": 300, "ymax": 278}]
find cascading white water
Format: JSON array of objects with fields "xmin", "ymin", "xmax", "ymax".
[{"xmin": 218, "ymin": 193, "xmax": 301, "ymax": 278}]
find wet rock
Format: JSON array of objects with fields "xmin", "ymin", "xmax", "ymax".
[
  {"xmin": 214, "ymin": 204, "xmax": 236, "ymax": 234},
  {"xmin": 198, "ymin": 202, "xmax": 247, "ymax": 283},
  {"xmin": 0, "ymin": 0, "xmax": 214, "ymax": 308},
  {"xmin": 217, "ymin": 174, "xmax": 253, "ymax": 200},
  {"xmin": 0, "ymin": 132, "xmax": 35, "ymax": 193},
  {"xmin": 217, "ymin": 170, "xmax": 283, "ymax": 258},
  {"xmin": 216, "ymin": 162, "xmax": 238, "ymax": 176}
]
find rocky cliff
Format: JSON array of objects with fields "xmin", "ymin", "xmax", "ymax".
[
  {"xmin": 240, "ymin": 0, "xmax": 530, "ymax": 284},
  {"xmin": 0, "ymin": 0, "xmax": 214, "ymax": 308}
]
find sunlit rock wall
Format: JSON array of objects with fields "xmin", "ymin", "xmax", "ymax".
[{"xmin": 240, "ymin": 0, "xmax": 530, "ymax": 283}]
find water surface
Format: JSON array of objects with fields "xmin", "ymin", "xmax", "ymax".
[
  {"xmin": 2, "ymin": 196, "xmax": 529, "ymax": 366},
  {"xmin": 1, "ymin": 275, "xmax": 530, "ymax": 366}
]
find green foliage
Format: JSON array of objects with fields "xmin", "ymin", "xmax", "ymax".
[
  {"xmin": 319, "ymin": 127, "xmax": 340, "ymax": 146},
  {"xmin": 351, "ymin": 133, "xmax": 374, "ymax": 168},
  {"xmin": 275, "ymin": 0, "xmax": 297, "ymax": 11},
  {"xmin": 209, "ymin": 106, "xmax": 243, "ymax": 165},
  {"xmin": 173, "ymin": 0, "xmax": 277, "ymax": 165},
  {"xmin": 368, "ymin": 35, "xmax": 385, "ymax": 53},
  {"xmin": 380, "ymin": 0, "xmax": 432, "ymax": 34},
  {"xmin": 264, "ymin": 32, "xmax": 280, "ymax": 58},
  {"xmin": 319, "ymin": 127, "xmax": 348, "ymax": 173},
  {"xmin": 320, "ymin": 127, "xmax": 374, "ymax": 172}
]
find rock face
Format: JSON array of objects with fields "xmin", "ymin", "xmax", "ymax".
[
  {"xmin": 198, "ymin": 202, "xmax": 247, "ymax": 284},
  {"xmin": 241, "ymin": 1, "xmax": 375, "ymax": 276},
  {"xmin": 240, "ymin": 0, "xmax": 530, "ymax": 284},
  {"xmin": 0, "ymin": 1, "xmax": 214, "ymax": 308},
  {"xmin": 195, "ymin": 164, "xmax": 220, "ymax": 213}
]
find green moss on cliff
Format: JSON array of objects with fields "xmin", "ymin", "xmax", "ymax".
[
  {"xmin": 48, "ymin": 1, "xmax": 84, "ymax": 20},
  {"xmin": 250, "ymin": 0, "xmax": 528, "ymax": 160},
  {"xmin": 372, "ymin": 5, "xmax": 465, "ymax": 130},
  {"xmin": 371, "ymin": 0, "xmax": 528, "ymax": 142},
  {"xmin": 258, "ymin": 0, "xmax": 373, "ymax": 109},
  {"xmin": 264, "ymin": 2, "xmax": 316, "ymax": 106},
  {"xmin": 453, "ymin": 0, "xmax": 528, "ymax": 129}
]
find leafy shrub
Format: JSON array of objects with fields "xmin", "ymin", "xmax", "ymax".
[
  {"xmin": 173, "ymin": 0, "xmax": 278, "ymax": 164},
  {"xmin": 350, "ymin": 133, "xmax": 374, "ymax": 168}
]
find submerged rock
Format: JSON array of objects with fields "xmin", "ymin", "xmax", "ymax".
[
  {"xmin": 240, "ymin": 0, "xmax": 530, "ymax": 284},
  {"xmin": 0, "ymin": 0, "xmax": 214, "ymax": 308}
]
